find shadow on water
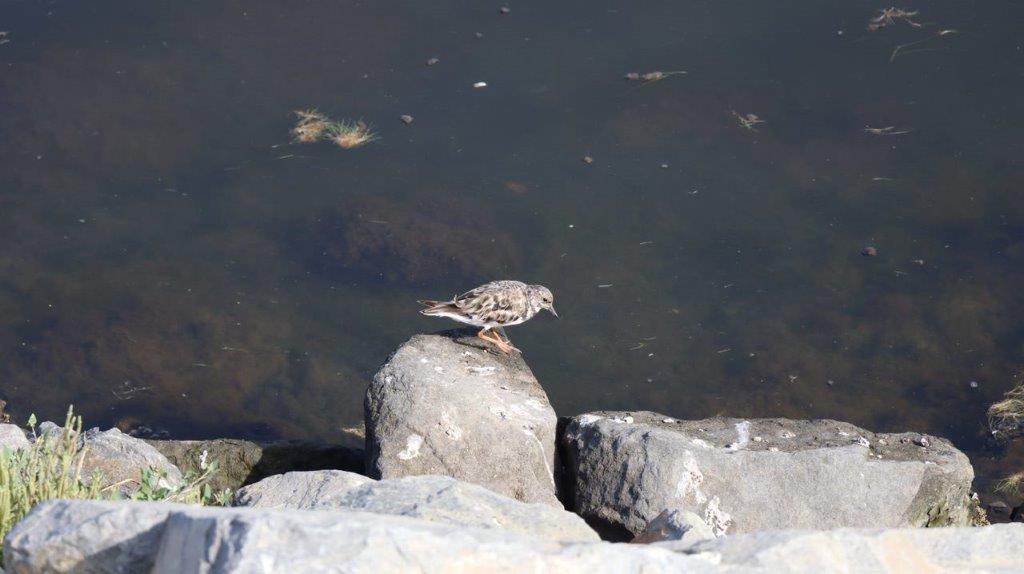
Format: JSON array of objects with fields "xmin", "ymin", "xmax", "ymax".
[{"xmin": 1, "ymin": 0, "xmax": 1023, "ymax": 495}]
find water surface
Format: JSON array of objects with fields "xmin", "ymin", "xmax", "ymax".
[{"xmin": 2, "ymin": 1, "xmax": 1023, "ymax": 493}]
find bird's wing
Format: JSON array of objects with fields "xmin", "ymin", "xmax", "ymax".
[{"xmin": 456, "ymin": 283, "xmax": 524, "ymax": 324}]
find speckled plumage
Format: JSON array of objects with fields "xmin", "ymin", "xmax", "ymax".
[{"xmin": 418, "ymin": 280, "xmax": 557, "ymax": 353}]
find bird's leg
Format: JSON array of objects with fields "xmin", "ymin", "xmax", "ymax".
[
  {"xmin": 494, "ymin": 328, "xmax": 521, "ymax": 353},
  {"xmin": 477, "ymin": 328, "xmax": 520, "ymax": 354}
]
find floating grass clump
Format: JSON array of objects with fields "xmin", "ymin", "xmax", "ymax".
[
  {"xmin": 326, "ymin": 120, "xmax": 377, "ymax": 149},
  {"xmin": 995, "ymin": 471, "xmax": 1024, "ymax": 498},
  {"xmin": 291, "ymin": 109, "xmax": 377, "ymax": 149},
  {"xmin": 0, "ymin": 406, "xmax": 229, "ymax": 563},
  {"xmin": 291, "ymin": 109, "xmax": 331, "ymax": 143},
  {"xmin": 988, "ymin": 377, "xmax": 1024, "ymax": 441}
]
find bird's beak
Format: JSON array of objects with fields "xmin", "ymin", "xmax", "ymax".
[{"xmin": 548, "ymin": 306, "xmax": 559, "ymax": 318}]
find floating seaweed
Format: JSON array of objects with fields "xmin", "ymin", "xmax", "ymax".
[
  {"xmin": 864, "ymin": 126, "xmax": 912, "ymax": 136},
  {"xmin": 890, "ymin": 29, "xmax": 960, "ymax": 62},
  {"xmin": 867, "ymin": 8, "xmax": 922, "ymax": 31},
  {"xmin": 290, "ymin": 110, "xmax": 377, "ymax": 149},
  {"xmin": 624, "ymin": 70, "xmax": 688, "ymax": 84},
  {"xmin": 732, "ymin": 111, "xmax": 765, "ymax": 131}
]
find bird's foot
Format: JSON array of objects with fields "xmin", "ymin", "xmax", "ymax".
[{"xmin": 477, "ymin": 328, "xmax": 521, "ymax": 354}]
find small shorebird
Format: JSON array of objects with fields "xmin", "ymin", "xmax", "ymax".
[{"xmin": 418, "ymin": 280, "xmax": 557, "ymax": 354}]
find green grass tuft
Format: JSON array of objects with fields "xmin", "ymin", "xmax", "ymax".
[{"xmin": 0, "ymin": 406, "xmax": 229, "ymax": 564}]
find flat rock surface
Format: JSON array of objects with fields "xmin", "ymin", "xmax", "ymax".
[
  {"xmin": 233, "ymin": 471, "xmax": 598, "ymax": 542},
  {"xmin": 365, "ymin": 331, "xmax": 560, "ymax": 506},
  {"xmin": 562, "ymin": 411, "xmax": 976, "ymax": 536},
  {"xmin": 231, "ymin": 469, "xmax": 373, "ymax": 508}
]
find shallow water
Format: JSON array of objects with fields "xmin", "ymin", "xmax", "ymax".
[{"xmin": 1, "ymin": 1, "xmax": 1023, "ymax": 492}]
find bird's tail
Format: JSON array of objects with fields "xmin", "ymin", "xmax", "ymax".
[{"xmin": 417, "ymin": 300, "xmax": 455, "ymax": 316}]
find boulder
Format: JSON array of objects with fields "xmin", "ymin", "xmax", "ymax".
[
  {"xmin": 144, "ymin": 437, "xmax": 364, "ymax": 492},
  {"xmin": 232, "ymin": 471, "xmax": 598, "ymax": 542},
  {"xmin": 632, "ymin": 509, "xmax": 714, "ymax": 544},
  {"xmin": 561, "ymin": 412, "xmax": 977, "ymax": 537},
  {"xmin": 0, "ymin": 423, "xmax": 29, "ymax": 451},
  {"xmin": 230, "ymin": 469, "xmax": 373, "ymax": 508},
  {"xmin": 365, "ymin": 331, "xmax": 560, "ymax": 506},
  {"xmin": 79, "ymin": 427, "xmax": 182, "ymax": 490},
  {"xmin": 665, "ymin": 523, "xmax": 1024, "ymax": 573},
  {"xmin": 4, "ymin": 500, "xmax": 713, "ymax": 573},
  {"xmin": 2, "ymin": 500, "xmax": 172, "ymax": 574}
]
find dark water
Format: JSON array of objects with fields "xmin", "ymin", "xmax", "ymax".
[{"xmin": 2, "ymin": 1, "xmax": 1023, "ymax": 491}]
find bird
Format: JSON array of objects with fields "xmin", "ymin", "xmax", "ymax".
[{"xmin": 418, "ymin": 280, "xmax": 557, "ymax": 354}]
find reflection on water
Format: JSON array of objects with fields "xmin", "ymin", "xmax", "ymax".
[{"xmin": 1, "ymin": 1, "xmax": 1022, "ymax": 490}]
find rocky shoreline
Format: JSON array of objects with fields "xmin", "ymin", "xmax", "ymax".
[{"xmin": 2, "ymin": 329, "xmax": 1022, "ymax": 572}]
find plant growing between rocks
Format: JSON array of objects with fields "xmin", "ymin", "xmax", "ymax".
[
  {"xmin": 0, "ymin": 407, "xmax": 229, "ymax": 564},
  {"xmin": 0, "ymin": 407, "xmax": 109, "ymax": 562}
]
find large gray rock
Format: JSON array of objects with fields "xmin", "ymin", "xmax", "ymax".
[
  {"xmin": 4, "ymin": 500, "xmax": 713, "ymax": 573},
  {"xmin": 665, "ymin": 524, "xmax": 1024, "ymax": 573},
  {"xmin": 0, "ymin": 423, "xmax": 29, "ymax": 451},
  {"xmin": 233, "ymin": 471, "xmax": 599, "ymax": 542},
  {"xmin": 3, "ymin": 500, "xmax": 172, "ymax": 574},
  {"xmin": 365, "ymin": 331, "xmax": 560, "ymax": 506},
  {"xmin": 562, "ymin": 412, "xmax": 977, "ymax": 537},
  {"xmin": 79, "ymin": 427, "xmax": 183, "ymax": 490},
  {"xmin": 145, "ymin": 437, "xmax": 364, "ymax": 492},
  {"xmin": 231, "ymin": 469, "xmax": 373, "ymax": 508}
]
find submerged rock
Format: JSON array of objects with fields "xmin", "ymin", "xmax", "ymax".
[
  {"xmin": 233, "ymin": 471, "xmax": 598, "ymax": 542},
  {"xmin": 365, "ymin": 331, "xmax": 560, "ymax": 506},
  {"xmin": 561, "ymin": 411, "xmax": 977, "ymax": 537},
  {"xmin": 145, "ymin": 437, "xmax": 364, "ymax": 492}
]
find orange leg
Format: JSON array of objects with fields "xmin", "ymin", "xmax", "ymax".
[{"xmin": 477, "ymin": 328, "xmax": 520, "ymax": 354}]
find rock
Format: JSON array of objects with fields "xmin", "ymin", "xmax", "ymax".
[
  {"xmin": 234, "ymin": 471, "xmax": 598, "ymax": 542},
  {"xmin": 0, "ymin": 423, "xmax": 29, "ymax": 451},
  {"xmin": 3, "ymin": 499, "xmax": 173, "ymax": 574},
  {"xmin": 79, "ymin": 427, "xmax": 183, "ymax": 490},
  {"xmin": 28, "ymin": 421, "xmax": 182, "ymax": 487},
  {"xmin": 365, "ymin": 331, "xmax": 560, "ymax": 506},
  {"xmin": 9, "ymin": 500, "xmax": 1024, "ymax": 573},
  {"xmin": 5, "ymin": 500, "xmax": 711, "ymax": 573},
  {"xmin": 664, "ymin": 523, "xmax": 1024, "ymax": 573},
  {"xmin": 631, "ymin": 509, "xmax": 714, "ymax": 544},
  {"xmin": 145, "ymin": 437, "xmax": 364, "ymax": 492},
  {"xmin": 561, "ymin": 412, "xmax": 976, "ymax": 537},
  {"xmin": 231, "ymin": 470, "xmax": 372, "ymax": 508}
]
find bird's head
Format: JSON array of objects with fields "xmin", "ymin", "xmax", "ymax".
[{"xmin": 529, "ymin": 285, "xmax": 557, "ymax": 318}]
